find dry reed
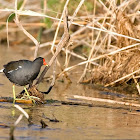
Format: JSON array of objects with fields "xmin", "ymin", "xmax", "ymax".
[{"xmin": 0, "ymin": 0, "xmax": 140, "ymax": 93}]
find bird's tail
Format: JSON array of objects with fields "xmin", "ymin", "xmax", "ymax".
[{"xmin": 0, "ymin": 69, "xmax": 4, "ymax": 73}]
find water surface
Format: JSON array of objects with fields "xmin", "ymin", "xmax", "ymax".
[{"xmin": 0, "ymin": 45, "xmax": 140, "ymax": 139}]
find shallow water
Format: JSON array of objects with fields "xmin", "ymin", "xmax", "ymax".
[
  {"xmin": 0, "ymin": 45, "xmax": 140, "ymax": 139},
  {"xmin": 0, "ymin": 100, "xmax": 140, "ymax": 140}
]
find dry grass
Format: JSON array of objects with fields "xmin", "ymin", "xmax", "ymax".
[{"xmin": 0, "ymin": 0, "xmax": 140, "ymax": 92}]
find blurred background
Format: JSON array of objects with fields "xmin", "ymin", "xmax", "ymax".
[
  {"xmin": 0, "ymin": 1, "xmax": 140, "ymax": 140},
  {"xmin": 0, "ymin": 0, "xmax": 140, "ymax": 92}
]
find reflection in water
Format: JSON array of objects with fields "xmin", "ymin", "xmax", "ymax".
[{"xmin": 0, "ymin": 100, "xmax": 140, "ymax": 140}]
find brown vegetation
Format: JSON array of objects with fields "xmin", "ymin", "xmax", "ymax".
[{"xmin": 0, "ymin": 0, "xmax": 140, "ymax": 93}]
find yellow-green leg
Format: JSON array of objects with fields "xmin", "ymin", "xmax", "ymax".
[
  {"xmin": 12, "ymin": 84, "xmax": 16, "ymax": 103},
  {"xmin": 24, "ymin": 86, "xmax": 31, "ymax": 99},
  {"xmin": 24, "ymin": 86, "xmax": 36, "ymax": 104}
]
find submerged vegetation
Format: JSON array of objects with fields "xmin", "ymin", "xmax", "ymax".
[{"xmin": 0, "ymin": 0, "xmax": 140, "ymax": 94}]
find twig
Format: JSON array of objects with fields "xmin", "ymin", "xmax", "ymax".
[
  {"xmin": 50, "ymin": 0, "xmax": 70, "ymax": 88},
  {"xmin": 33, "ymin": 41, "xmax": 99, "ymax": 66},
  {"xmin": 10, "ymin": 104, "xmax": 29, "ymax": 139},
  {"xmin": 73, "ymin": 95, "xmax": 140, "ymax": 108},
  {"xmin": 64, "ymin": 0, "xmax": 85, "ymax": 69},
  {"xmin": 68, "ymin": 0, "xmax": 85, "ymax": 27},
  {"xmin": 35, "ymin": 9, "xmax": 70, "ymax": 85},
  {"xmin": 51, "ymin": 0, "xmax": 70, "ymax": 54},
  {"xmin": 105, "ymin": 69, "xmax": 140, "ymax": 87},
  {"xmin": 14, "ymin": 104, "xmax": 29, "ymax": 119},
  {"xmin": 60, "ymin": 43, "xmax": 140, "ymax": 74},
  {"xmin": 6, "ymin": 13, "xmax": 14, "ymax": 48},
  {"xmin": 78, "ymin": 2, "xmax": 113, "ymax": 82},
  {"xmin": 1, "ymin": 9, "xmax": 140, "ymax": 42},
  {"xmin": 133, "ymin": 75, "xmax": 140, "ymax": 95},
  {"xmin": 14, "ymin": 0, "xmax": 40, "ymax": 59},
  {"xmin": 37, "ymin": 0, "xmax": 85, "ymax": 85}
]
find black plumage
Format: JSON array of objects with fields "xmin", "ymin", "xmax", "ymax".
[{"xmin": 3, "ymin": 57, "xmax": 47, "ymax": 86}]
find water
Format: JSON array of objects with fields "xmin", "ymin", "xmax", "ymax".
[
  {"xmin": 0, "ymin": 101, "xmax": 140, "ymax": 139},
  {"xmin": 0, "ymin": 45, "xmax": 140, "ymax": 139}
]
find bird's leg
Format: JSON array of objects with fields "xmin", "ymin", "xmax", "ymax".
[
  {"xmin": 18, "ymin": 83, "xmax": 32, "ymax": 96},
  {"xmin": 29, "ymin": 82, "xmax": 33, "ymax": 88},
  {"xmin": 24, "ymin": 86, "xmax": 30, "ymax": 98},
  {"xmin": 12, "ymin": 84, "xmax": 16, "ymax": 103},
  {"xmin": 24, "ymin": 86, "xmax": 36, "ymax": 104}
]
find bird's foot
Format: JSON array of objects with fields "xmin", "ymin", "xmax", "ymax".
[{"xmin": 20, "ymin": 95, "xmax": 41, "ymax": 104}]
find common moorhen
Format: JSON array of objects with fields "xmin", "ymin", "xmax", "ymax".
[{"xmin": 0, "ymin": 57, "xmax": 48, "ymax": 102}]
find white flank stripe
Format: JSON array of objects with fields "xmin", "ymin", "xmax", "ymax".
[
  {"xmin": 18, "ymin": 66, "xmax": 22, "ymax": 68},
  {"xmin": 8, "ymin": 66, "xmax": 22, "ymax": 73},
  {"xmin": 8, "ymin": 70, "xmax": 14, "ymax": 73}
]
